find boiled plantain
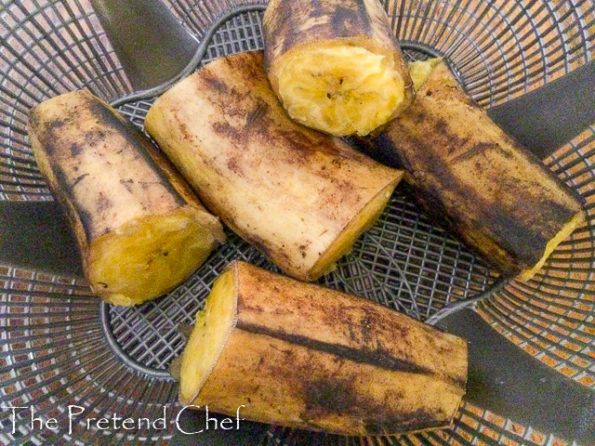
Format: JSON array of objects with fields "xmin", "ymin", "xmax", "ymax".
[
  {"xmin": 263, "ymin": 0, "xmax": 414, "ymax": 137},
  {"xmin": 179, "ymin": 261, "xmax": 467, "ymax": 436},
  {"xmin": 145, "ymin": 51, "xmax": 402, "ymax": 282},
  {"xmin": 364, "ymin": 59, "xmax": 585, "ymax": 281},
  {"xmin": 28, "ymin": 91, "xmax": 225, "ymax": 305}
]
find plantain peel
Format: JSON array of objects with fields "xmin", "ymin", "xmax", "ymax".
[
  {"xmin": 28, "ymin": 91, "xmax": 224, "ymax": 305},
  {"xmin": 145, "ymin": 51, "xmax": 402, "ymax": 282},
  {"xmin": 368, "ymin": 58, "xmax": 585, "ymax": 281},
  {"xmin": 179, "ymin": 262, "xmax": 467, "ymax": 436},
  {"xmin": 264, "ymin": 0, "xmax": 414, "ymax": 137}
]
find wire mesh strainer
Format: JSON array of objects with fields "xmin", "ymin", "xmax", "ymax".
[{"xmin": 1, "ymin": 0, "xmax": 594, "ymax": 445}]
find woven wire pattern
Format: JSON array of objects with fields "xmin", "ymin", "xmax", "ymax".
[
  {"xmin": 387, "ymin": 0, "xmax": 594, "ymax": 106},
  {"xmin": 0, "ymin": 0, "xmax": 593, "ymax": 445},
  {"xmin": 0, "ymin": 264, "xmax": 179, "ymax": 445},
  {"xmin": 0, "ymin": 0, "xmax": 133, "ymax": 201}
]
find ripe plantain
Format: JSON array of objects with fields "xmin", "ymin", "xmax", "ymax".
[
  {"xmin": 178, "ymin": 261, "xmax": 467, "ymax": 436},
  {"xmin": 364, "ymin": 59, "xmax": 585, "ymax": 281},
  {"xmin": 145, "ymin": 51, "xmax": 402, "ymax": 282},
  {"xmin": 263, "ymin": 0, "xmax": 414, "ymax": 137},
  {"xmin": 28, "ymin": 91, "xmax": 225, "ymax": 305}
]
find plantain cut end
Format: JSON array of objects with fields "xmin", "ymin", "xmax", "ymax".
[
  {"xmin": 517, "ymin": 209, "xmax": 585, "ymax": 282},
  {"xmin": 88, "ymin": 207, "xmax": 223, "ymax": 306},
  {"xmin": 179, "ymin": 267, "xmax": 238, "ymax": 405},
  {"xmin": 274, "ymin": 43, "xmax": 409, "ymax": 137},
  {"xmin": 409, "ymin": 58, "xmax": 443, "ymax": 91},
  {"xmin": 308, "ymin": 177, "xmax": 400, "ymax": 280}
]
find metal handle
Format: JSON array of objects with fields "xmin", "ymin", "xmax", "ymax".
[
  {"xmin": 487, "ymin": 61, "xmax": 595, "ymax": 159},
  {"xmin": 436, "ymin": 308, "xmax": 595, "ymax": 444},
  {"xmin": 90, "ymin": 0, "xmax": 199, "ymax": 91},
  {"xmin": 0, "ymin": 201, "xmax": 83, "ymax": 277}
]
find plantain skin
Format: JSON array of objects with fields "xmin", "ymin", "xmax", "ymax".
[
  {"xmin": 182, "ymin": 261, "xmax": 467, "ymax": 436},
  {"xmin": 28, "ymin": 91, "xmax": 224, "ymax": 304},
  {"xmin": 145, "ymin": 51, "xmax": 402, "ymax": 282},
  {"xmin": 263, "ymin": 0, "xmax": 414, "ymax": 136},
  {"xmin": 364, "ymin": 61, "xmax": 584, "ymax": 279}
]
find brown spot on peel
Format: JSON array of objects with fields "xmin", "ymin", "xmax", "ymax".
[{"xmin": 236, "ymin": 321, "xmax": 435, "ymax": 376}]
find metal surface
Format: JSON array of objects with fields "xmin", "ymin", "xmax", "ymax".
[
  {"xmin": 89, "ymin": 0, "xmax": 199, "ymax": 91},
  {"xmin": 436, "ymin": 308, "xmax": 595, "ymax": 444},
  {"xmin": 0, "ymin": 0, "xmax": 594, "ymax": 445},
  {"xmin": 487, "ymin": 61, "xmax": 595, "ymax": 159},
  {"xmin": 0, "ymin": 201, "xmax": 82, "ymax": 276}
]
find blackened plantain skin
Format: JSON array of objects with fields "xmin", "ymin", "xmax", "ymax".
[
  {"xmin": 363, "ymin": 61, "xmax": 584, "ymax": 279},
  {"xmin": 28, "ymin": 91, "xmax": 223, "ymax": 304},
  {"xmin": 184, "ymin": 262, "xmax": 467, "ymax": 436}
]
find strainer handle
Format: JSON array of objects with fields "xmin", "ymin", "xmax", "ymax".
[
  {"xmin": 488, "ymin": 60, "xmax": 595, "ymax": 159},
  {"xmin": 89, "ymin": 0, "xmax": 199, "ymax": 91},
  {"xmin": 0, "ymin": 201, "xmax": 82, "ymax": 277},
  {"xmin": 437, "ymin": 308, "xmax": 595, "ymax": 444}
]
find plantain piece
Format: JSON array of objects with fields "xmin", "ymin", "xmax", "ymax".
[
  {"xmin": 145, "ymin": 51, "xmax": 402, "ymax": 282},
  {"xmin": 365, "ymin": 59, "xmax": 585, "ymax": 281},
  {"xmin": 28, "ymin": 91, "xmax": 225, "ymax": 305},
  {"xmin": 179, "ymin": 261, "xmax": 467, "ymax": 436},
  {"xmin": 263, "ymin": 0, "xmax": 414, "ymax": 137}
]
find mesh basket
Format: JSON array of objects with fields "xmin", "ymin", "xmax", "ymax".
[{"xmin": 1, "ymin": 0, "xmax": 593, "ymax": 445}]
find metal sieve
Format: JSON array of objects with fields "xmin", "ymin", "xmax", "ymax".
[{"xmin": 1, "ymin": 0, "xmax": 593, "ymax": 444}]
